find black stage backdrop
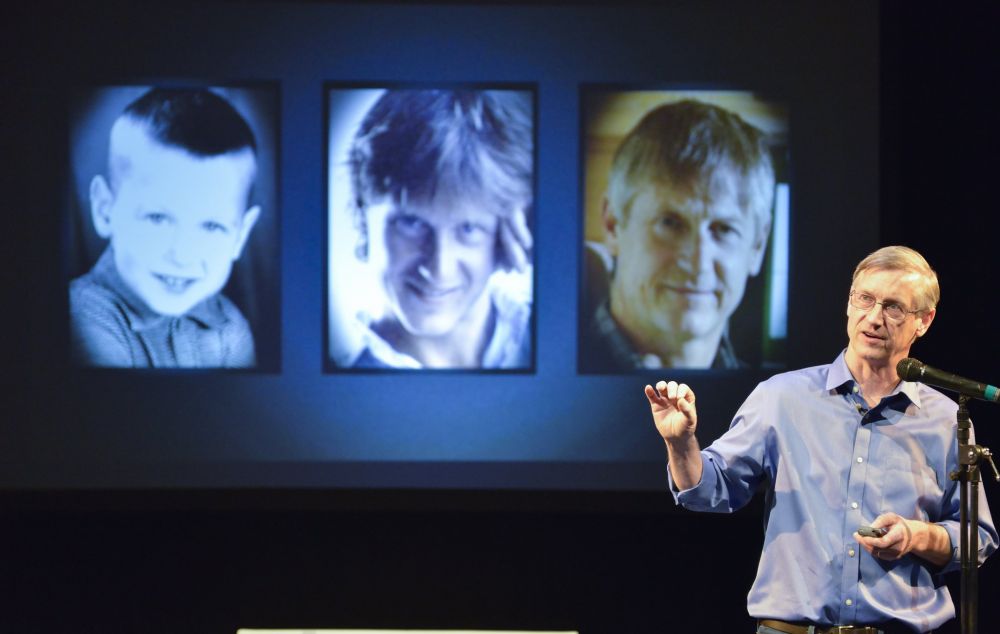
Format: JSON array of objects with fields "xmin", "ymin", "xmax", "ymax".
[{"xmin": 3, "ymin": 2, "xmax": 1000, "ymax": 633}]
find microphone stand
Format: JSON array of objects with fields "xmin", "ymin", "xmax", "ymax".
[{"xmin": 953, "ymin": 395, "xmax": 1000, "ymax": 634}]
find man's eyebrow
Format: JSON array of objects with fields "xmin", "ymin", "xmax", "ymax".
[
  {"xmin": 652, "ymin": 205, "xmax": 687, "ymax": 217},
  {"xmin": 706, "ymin": 202, "xmax": 754, "ymax": 220},
  {"xmin": 708, "ymin": 211, "xmax": 750, "ymax": 224},
  {"xmin": 856, "ymin": 289, "xmax": 905, "ymax": 305}
]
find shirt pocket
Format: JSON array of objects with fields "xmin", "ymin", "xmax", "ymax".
[{"xmin": 879, "ymin": 453, "xmax": 942, "ymax": 520}]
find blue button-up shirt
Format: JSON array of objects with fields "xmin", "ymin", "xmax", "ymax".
[{"xmin": 671, "ymin": 351, "xmax": 997, "ymax": 632}]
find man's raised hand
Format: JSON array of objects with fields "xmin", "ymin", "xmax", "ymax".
[{"xmin": 644, "ymin": 380, "xmax": 698, "ymax": 443}]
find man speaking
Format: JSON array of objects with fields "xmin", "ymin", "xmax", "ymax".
[{"xmin": 647, "ymin": 246, "xmax": 997, "ymax": 633}]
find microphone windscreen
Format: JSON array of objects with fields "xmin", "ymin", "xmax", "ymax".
[{"xmin": 896, "ymin": 357, "xmax": 923, "ymax": 380}]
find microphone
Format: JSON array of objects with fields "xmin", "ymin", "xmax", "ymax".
[{"xmin": 897, "ymin": 358, "xmax": 1000, "ymax": 403}]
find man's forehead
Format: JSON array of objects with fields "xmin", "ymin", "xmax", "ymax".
[
  {"xmin": 853, "ymin": 268, "xmax": 923, "ymax": 297},
  {"xmin": 382, "ymin": 191, "xmax": 502, "ymax": 221},
  {"xmin": 636, "ymin": 156, "xmax": 740, "ymax": 190},
  {"xmin": 629, "ymin": 170, "xmax": 747, "ymax": 216}
]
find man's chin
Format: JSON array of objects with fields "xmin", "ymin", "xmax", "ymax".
[
  {"xmin": 670, "ymin": 311, "xmax": 724, "ymax": 340},
  {"xmin": 852, "ymin": 342, "xmax": 889, "ymax": 360},
  {"xmin": 400, "ymin": 317, "xmax": 460, "ymax": 338},
  {"xmin": 395, "ymin": 300, "xmax": 467, "ymax": 338}
]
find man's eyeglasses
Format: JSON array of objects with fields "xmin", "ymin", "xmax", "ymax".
[{"xmin": 849, "ymin": 290, "xmax": 920, "ymax": 323}]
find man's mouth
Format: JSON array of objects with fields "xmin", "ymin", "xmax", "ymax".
[
  {"xmin": 406, "ymin": 280, "xmax": 461, "ymax": 301},
  {"xmin": 662, "ymin": 284, "xmax": 720, "ymax": 305},
  {"xmin": 665, "ymin": 286, "xmax": 716, "ymax": 295},
  {"xmin": 153, "ymin": 273, "xmax": 198, "ymax": 294},
  {"xmin": 861, "ymin": 330, "xmax": 886, "ymax": 343}
]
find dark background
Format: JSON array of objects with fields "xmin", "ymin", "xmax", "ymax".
[{"xmin": 3, "ymin": 1, "xmax": 1000, "ymax": 632}]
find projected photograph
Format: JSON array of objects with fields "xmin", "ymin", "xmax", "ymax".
[
  {"xmin": 67, "ymin": 84, "xmax": 281, "ymax": 370},
  {"xmin": 326, "ymin": 86, "xmax": 535, "ymax": 371},
  {"xmin": 579, "ymin": 89, "xmax": 789, "ymax": 373}
]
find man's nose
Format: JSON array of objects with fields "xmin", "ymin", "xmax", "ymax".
[
  {"xmin": 678, "ymin": 224, "xmax": 716, "ymax": 277},
  {"xmin": 863, "ymin": 302, "xmax": 887, "ymax": 325},
  {"xmin": 417, "ymin": 231, "xmax": 459, "ymax": 282}
]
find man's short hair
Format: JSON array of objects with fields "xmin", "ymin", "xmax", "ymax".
[
  {"xmin": 348, "ymin": 89, "xmax": 532, "ymax": 257},
  {"xmin": 121, "ymin": 88, "xmax": 257, "ymax": 157},
  {"xmin": 852, "ymin": 245, "xmax": 940, "ymax": 312},
  {"xmin": 606, "ymin": 99, "xmax": 775, "ymax": 235}
]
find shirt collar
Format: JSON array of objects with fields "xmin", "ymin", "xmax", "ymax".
[
  {"xmin": 91, "ymin": 247, "xmax": 230, "ymax": 332},
  {"xmin": 897, "ymin": 374, "xmax": 922, "ymax": 408},
  {"xmin": 825, "ymin": 349, "xmax": 922, "ymax": 409}
]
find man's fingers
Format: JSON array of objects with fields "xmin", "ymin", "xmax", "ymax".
[
  {"xmin": 648, "ymin": 381, "xmax": 697, "ymax": 417},
  {"xmin": 666, "ymin": 381, "xmax": 678, "ymax": 400},
  {"xmin": 649, "ymin": 381, "xmax": 668, "ymax": 400},
  {"xmin": 499, "ymin": 220, "xmax": 529, "ymax": 272},
  {"xmin": 645, "ymin": 383, "xmax": 671, "ymax": 408},
  {"xmin": 870, "ymin": 513, "xmax": 896, "ymax": 530},
  {"xmin": 677, "ymin": 382, "xmax": 696, "ymax": 405},
  {"xmin": 498, "ymin": 206, "xmax": 533, "ymax": 273},
  {"xmin": 644, "ymin": 384, "xmax": 659, "ymax": 404},
  {"xmin": 854, "ymin": 534, "xmax": 900, "ymax": 561},
  {"xmin": 654, "ymin": 381, "xmax": 696, "ymax": 406},
  {"xmin": 871, "ymin": 513, "xmax": 910, "ymax": 550},
  {"xmin": 509, "ymin": 206, "xmax": 533, "ymax": 250},
  {"xmin": 860, "ymin": 513, "xmax": 913, "ymax": 558}
]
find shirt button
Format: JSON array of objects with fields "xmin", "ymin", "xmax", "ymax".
[
  {"xmin": 846, "ymin": 599, "xmax": 853, "ymax": 606},
  {"xmin": 853, "ymin": 386, "xmax": 859, "ymax": 393},
  {"xmin": 851, "ymin": 502, "xmax": 859, "ymax": 509},
  {"xmin": 857, "ymin": 457, "xmax": 864, "ymax": 463},
  {"xmin": 848, "ymin": 549, "xmax": 856, "ymax": 557}
]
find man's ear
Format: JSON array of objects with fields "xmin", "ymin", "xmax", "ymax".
[
  {"xmin": 915, "ymin": 307, "xmax": 936, "ymax": 338},
  {"xmin": 601, "ymin": 196, "xmax": 620, "ymax": 257},
  {"xmin": 231, "ymin": 205, "xmax": 261, "ymax": 260},
  {"xmin": 747, "ymin": 215, "xmax": 772, "ymax": 277},
  {"xmin": 89, "ymin": 175, "xmax": 114, "ymax": 239}
]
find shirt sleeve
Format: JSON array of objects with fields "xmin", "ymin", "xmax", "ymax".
[{"xmin": 671, "ymin": 382, "xmax": 773, "ymax": 513}]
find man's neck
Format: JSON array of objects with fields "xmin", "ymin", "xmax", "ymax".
[
  {"xmin": 652, "ymin": 336, "xmax": 722, "ymax": 369},
  {"xmin": 376, "ymin": 294, "xmax": 495, "ymax": 368},
  {"xmin": 608, "ymin": 295, "xmax": 723, "ymax": 369},
  {"xmin": 845, "ymin": 350, "xmax": 904, "ymax": 407}
]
